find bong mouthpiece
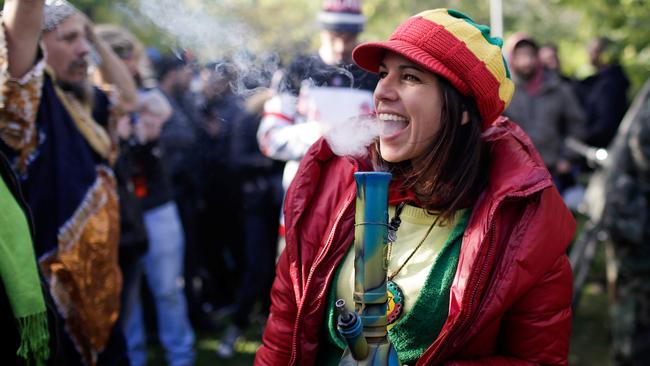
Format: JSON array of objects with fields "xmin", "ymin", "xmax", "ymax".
[{"xmin": 336, "ymin": 299, "xmax": 354, "ymax": 325}]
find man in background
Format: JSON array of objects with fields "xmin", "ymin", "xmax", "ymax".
[
  {"xmin": 504, "ymin": 34, "xmax": 586, "ymax": 194},
  {"xmin": 0, "ymin": 0, "xmax": 137, "ymax": 363},
  {"xmin": 576, "ymin": 37, "xmax": 630, "ymax": 148},
  {"xmin": 255, "ymin": 0, "xmax": 378, "ymax": 262},
  {"xmin": 257, "ymin": 0, "xmax": 378, "ymax": 193}
]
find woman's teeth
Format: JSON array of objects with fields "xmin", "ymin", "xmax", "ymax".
[{"xmin": 378, "ymin": 113, "xmax": 408, "ymax": 122}]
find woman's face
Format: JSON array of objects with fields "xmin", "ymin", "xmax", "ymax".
[{"xmin": 375, "ymin": 52, "xmax": 444, "ymax": 163}]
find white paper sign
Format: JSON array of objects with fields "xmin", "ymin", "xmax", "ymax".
[{"xmin": 298, "ymin": 86, "xmax": 374, "ymax": 124}]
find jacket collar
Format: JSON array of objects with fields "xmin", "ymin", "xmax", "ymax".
[
  {"xmin": 481, "ymin": 116, "xmax": 553, "ymax": 201},
  {"xmin": 299, "ymin": 115, "xmax": 552, "ymax": 210},
  {"xmin": 382, "ymin": 116, "xmax": 553, "ymax": 206},
  {"xmin": 420, "ymin": 117, "xmax": 557, "ymax": 364}
]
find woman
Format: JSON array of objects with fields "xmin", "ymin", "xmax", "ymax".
[{"xmin": 256, "ymin": 9, "xmax": 574, "ymax": 366}]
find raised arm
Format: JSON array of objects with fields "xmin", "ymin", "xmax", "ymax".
[
  {"xmin": 87, "ymin": 20, "xmax": 138, "ymax": 113},
  {"xmin": 2, "ymin": 0, "xmax": 44, "ymax": 78}
]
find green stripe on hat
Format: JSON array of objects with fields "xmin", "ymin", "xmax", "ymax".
[{"xmin": 446, "ymin": 9, "xmax": 511, "ymax": 79}]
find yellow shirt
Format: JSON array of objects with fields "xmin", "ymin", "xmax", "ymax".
[{"xmin": 335, "ymin": 205, "xmax": 464, "ymax": 323}]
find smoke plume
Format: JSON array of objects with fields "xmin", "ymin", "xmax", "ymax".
[{"xmin": 324, "ymin": 115, "xmax": 380, "ymax": 158}]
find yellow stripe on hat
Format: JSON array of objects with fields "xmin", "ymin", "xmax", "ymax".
[{"xmin": 416, "ymin": 9, "xmax": 514, "ymax": 106}]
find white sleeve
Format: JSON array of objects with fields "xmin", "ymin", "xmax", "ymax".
[{"xmin": 257, "ymin": 93, "xmax": 321, "ymax": 161}]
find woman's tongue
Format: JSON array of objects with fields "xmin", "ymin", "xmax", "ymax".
[{"xmin": 381, "ymin": 118, "xmax": 408, "ymax": 137}]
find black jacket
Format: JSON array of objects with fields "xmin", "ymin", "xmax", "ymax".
[
  {"xmin": 114, "ymin": 140, "xmax": 149, "ymax": 258},
  {"xmin": 230, "ymin": 111, "xmax": 284, "ymax": 212},
  {"xmin": 577, "ymin": 64, "xmax": 630, "ymax": 148},
  {"xmin": 280, "ymin": 53, "xmax": 379, "ymax": 95}
]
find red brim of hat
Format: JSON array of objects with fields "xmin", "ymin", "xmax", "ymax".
[{"xmin": 352, "ymin": 40, "xmax": 471, "ymax": 95}]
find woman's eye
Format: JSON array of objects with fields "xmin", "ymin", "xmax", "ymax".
[
  {"xmin": 378, "ymin": 71, "xmax": 388, "ymax": 79},
  {"xmin": 403, "ymin": 74, "xmax": 420, "ymax": 82}
]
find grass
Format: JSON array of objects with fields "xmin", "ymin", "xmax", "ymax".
[
  {"xmin": 570, "ymin": 283, "xmax": 610, "ymax": 366},
  {"xmin": 147, "ymin": 315, "xmax": 261, "ymax": 366},
  {"xmin": 568, "ymin": 212, "xmax": 611, "ymax": 366},
  {"xmin": 148, "ymin": 334, "xmax": 257, "ymax": 366}
]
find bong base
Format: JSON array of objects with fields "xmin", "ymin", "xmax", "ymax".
[{"xmin": 338, "ymin": 341, "xmax": 401, "ymax": 366}]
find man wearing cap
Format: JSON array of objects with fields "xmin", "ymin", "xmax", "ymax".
[
  {"xmin": 0, "ymin": 0, "xmax": 137, "ymax": 364},
  {"xmin": 257, "ymin": 0, "xmax": 378, "ymax": 193},
  {"xmin": 254, "ymin": 0, "xmax": 378, "ymax": 279}
]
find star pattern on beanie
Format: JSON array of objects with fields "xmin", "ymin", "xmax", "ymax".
[{"xmin": 318, "ymin": 0, "xmax": 366, "ymax": 33}]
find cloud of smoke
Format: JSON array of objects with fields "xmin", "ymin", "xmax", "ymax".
[
  {"xmin": 136, "ymin": 0, "xmax": 254, "ymax": 58},
  {"xmin": 127, "ymin": 0, "xmax": 386, "ymax": 160},
  {"xmin": 324, "ymin": 115, "xmax": 380, "ymax": 158},
  {"xmin": 121, "ymin": 0, "xmax": 279, "ymax": 93},
  {"xmin": 324, "ymin": 114, "xmax": 409, "ymax": 162}
]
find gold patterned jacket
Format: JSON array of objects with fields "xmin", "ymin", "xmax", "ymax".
[{"xmin": 0, "ymin": 26, "xmax": 122, "ymax": 366}]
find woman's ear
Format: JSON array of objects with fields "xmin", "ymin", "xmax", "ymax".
[{"xmin": 461, "ymin": 110, "xmax": 470, "ymax": 125}]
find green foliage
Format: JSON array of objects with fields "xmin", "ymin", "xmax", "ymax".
[
  {"xmin": 558, "ymin": 0, "xmax": 650, "ymax": 95},
  {"xmin": 1, "ymin": 0, "xmax": 647, "ymax": 95},
  {"xmin": 362, "ymin": 0, "xmax": 490, "ymax": 42}
]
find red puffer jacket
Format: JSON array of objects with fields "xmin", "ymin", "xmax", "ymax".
[{"xmin": 255, "ymin": 118, "xmax": 575, "ymax": 366}]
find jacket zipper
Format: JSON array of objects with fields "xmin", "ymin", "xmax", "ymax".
[
  {"xmin": 423, "ymin": 212, "xmax": 497, "ymax": 365},
  {"xmin": 423, "ymin": 185, "xmax": 552, "ymax": 365},
  {"xmin": 289, "ymin": 192, "xmax": 355, "ymax": 365},
  {"xmin": 450, "ymin": 218, "xmax": 497, "ymax": 353}
]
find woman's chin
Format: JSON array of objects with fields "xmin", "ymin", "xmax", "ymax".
[{"xmin": 379, "ymin": 147, "xmax": 407, "ymax": 163}]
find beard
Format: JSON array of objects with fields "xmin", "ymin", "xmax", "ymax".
[
  {"xmin": 57, "ymin": 79, "xmax": 93, "ymax": 106},
  {"xmin": 514, "ymin": 65, "xmax": 538, "ymax": 81},
  {"xmin": 56, "ymin": 57, "xmax": 93, "ymax": 104}
]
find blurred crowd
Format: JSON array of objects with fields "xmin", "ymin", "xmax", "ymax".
[{"xmin": 0, "ymin": 0, "xmax": 648, "ymax": 365}]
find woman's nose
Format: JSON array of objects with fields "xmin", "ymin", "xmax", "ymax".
[{"xmin": 374, "ymin": 76, "xmax": 398, "ymax": 102}]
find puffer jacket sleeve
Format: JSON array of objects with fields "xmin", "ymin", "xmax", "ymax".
[
  {"xmin": 445, "ymin": 254, "xmax": 573, "ymax": 366},
  {"xmin": 254, "ymin": 247, "xmax": 297, "ymax": 365}
]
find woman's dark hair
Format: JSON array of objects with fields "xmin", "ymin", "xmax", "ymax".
[{"xmin": 372, "ymin": 77, "xmax": 490, "ymax": 223}]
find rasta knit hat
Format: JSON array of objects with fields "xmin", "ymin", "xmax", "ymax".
[
  {"xmin": 317, "ymin": 0, "xmax": 366, "ymax": 33},
  {"xmin": 353, "ymin": 8, "xmax": 514, "ymax": 128}
]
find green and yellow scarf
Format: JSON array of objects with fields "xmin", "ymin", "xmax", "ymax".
[{"xmin": 0, "ymin": 175, "xmax": 49, "ymax": 365}]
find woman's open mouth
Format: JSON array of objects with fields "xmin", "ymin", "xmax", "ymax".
[{"xmin": 378, "ymin": 113, "xmax": 409, "ymax": 138}]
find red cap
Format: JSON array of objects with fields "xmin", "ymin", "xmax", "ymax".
[{"xmin": 353, "ymin": 9, "xmax": 514, "ymax": 128}]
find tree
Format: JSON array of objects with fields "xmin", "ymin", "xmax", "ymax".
[
  {"xmin": 5, "ymin": 0, "xmax": 645, "ymax": 95},
  {"xmin": 558, "ymin": 0, "xmax": 650, "ymax": 95}
]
